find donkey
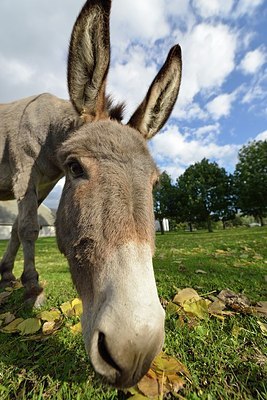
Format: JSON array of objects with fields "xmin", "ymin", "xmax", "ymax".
[{"xmin": 0, "ymin": 0, "xmax": 182, "ymax": 388}]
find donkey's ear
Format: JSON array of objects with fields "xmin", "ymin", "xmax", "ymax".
[
  {"xmin": 68, "ymin": 0, "xmax": 111, "ymax": 121},
  {"xmin": 128, "ymin": 45, "xmax": 182, "ymax": 139}
]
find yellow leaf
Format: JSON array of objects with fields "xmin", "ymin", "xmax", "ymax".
[
  {"xmin": 70, "ymin": 322, "xmax": 82, "ymax": 334},
  {"xmin": 257, "ymin": 321, "xmax": 267, "ymax": 336},
  {"xmin": 166, "ymin": 302, "xmax": 180, "ymax": 315},
  {"xmin": 17, "ymin": 318, "xmax": 42, "ymax": 335},
  {"xmin": 38, "ymin": 310, "xmax": 61, "ymax": 322},
  {"xmin": 42, "ymin": 321, "xmax": 56, "ymax": 335},
  {"xmin": 166, "ymin": 373, "xmax": 185, "ymax": 393},
  {"xmin": 72, "ymin": 298, "xmax": 83, "ymax": 316},
  {"xmin": 208, "ymin": 299, "xmax": 226, "ymax": 315},
  {"xmin": 183, "ymin": 299, "xmax": 209, "ymax": 320},
  {"xmin": 215, "ymin": 249, "xmax": 228, "ymax": 255},
  {"xmin": 137, "ymin": 374, "xmax": 159, "ymax": 398},
  {"xmin": 173, "ymin": 288, "xmax": 200, "ymax": 306},
  {"xmin": 128, "ymin": 394, "xmax": 150, "ymax": 400},
  {"xmin": 0, "ymin": 312, "xmax": 15, "ymax": 324},
  {"xmin": 60, "ymin": 301, "xmax": 73, "ymax": 317},
  {"xmin": 152, "ymin": 352, "xmax": 190, "ymax": 377},
  {"xmin": 0, "ymin": 318, "xmax": 24, "ymax": 333}
]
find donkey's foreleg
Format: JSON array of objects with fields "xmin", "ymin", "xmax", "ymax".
[
  {"xmin": 0, "ymin": 218, "xmax": 20, "ymax": 288},
  {"xmin": 17, "ymin": 192, "xmax": 45, "ymax": 307}
]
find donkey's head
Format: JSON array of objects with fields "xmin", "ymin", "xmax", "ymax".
[{"xmin": 56, "ymin": 0, "xmax": 182, "ymax": 388}]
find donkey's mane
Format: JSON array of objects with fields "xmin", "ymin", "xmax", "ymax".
[{"xmin": 106, "ymin": 95, "xmax": 125, "ymax": 122}]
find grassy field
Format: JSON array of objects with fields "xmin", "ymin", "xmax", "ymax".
[{"xmin": 0, "ymin": 227, "xmax": 266, "ymax": 399}]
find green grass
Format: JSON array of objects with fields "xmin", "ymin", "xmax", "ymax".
[{"xmin": 0, "ymin": 228, "xmax": 266, "ymax": 399}]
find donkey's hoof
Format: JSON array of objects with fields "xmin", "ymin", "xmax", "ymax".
[
  {"xmin": 24, "ymin": 288, "xmax": 46, "ymax": 308},
  {"xmin": 0, "ymin": 275, "xmax": 17, "ymax": 289}
]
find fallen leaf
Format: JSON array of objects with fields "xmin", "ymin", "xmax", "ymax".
[
  {"xmin": 0, "ymin": 318, "xmax": 24, "ymax": 333},
  {"xmin": 166, "ymin": 373, "xmax": 186, "ymax": 393},
  {"xmin": 60, "ymin": 301, "xmax": 73, "ymax": 316},
  {"xmin": 183, "ymin": 299, "xmax": 210, "ymax": 320},
  {"xmin": 70, "ymin": 322, "xmax": 82, "ymax": 334},
  {"xmin": 137, "ymin": 374, "xmax": 159, "ymax": 398},
  {"xmin": 71, "ymin": 298, "xmax": 83, "ymax": 316},
  {"xmin": 257, "ymin": 321, "xmax": 267, "ymax": 336},
  {"xmin": 38, "ymin": 309, "xmax": 61, "ymax": 322},
  {"xmin": 128, "ymin": 394, "xmax": 150, "ymax": 400},
  {"xmin": 152, "ymin": 352, "xmax": 190, "ymax": 377},
  {"xmin": 0, "ymin": 291, "xmax": 12, "ymax": 305},
  {"xmin": 17, "ymin": 318, "xmax": 42, "ymax": 335},
  {"xmin": 217, "ymin": 289, "xmax": 251, "ymax": 312},
  {"xmin": 195, "ymin": 269, "xmax": 207, "ymax": 274},
  {"xmin": 166, "ymin": 302, "xmax": 180, "ymax": 316},
  {"xmin": 173, "ymin": 288, "xmax": 201, "ymax": 306},
  {"xmin": 215, "ymin": 249, "xmax": 228, "ymax": 255},
  {"xmin": 253, "ymin": 301, "xmax": 267, "ymax": 317},
  {"xmin": 0, "ymin": 312, "xmax": 16, "ymax": 325},
  {"xmin": 42, "ymin": 321, "xmax": 56, "ymax": 335}
]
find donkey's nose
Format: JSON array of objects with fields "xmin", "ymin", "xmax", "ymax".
[{"xmin": 89, "ymin": 315, "xmax": 165, "ymax": 388}]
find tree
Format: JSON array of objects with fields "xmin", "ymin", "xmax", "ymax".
[
  {"xmin": 176, "ymin": 159, "xmax": 233, "ymax": 232},
  {"xmin": 153, "ymin": 171, "xmax": 177, "ymax": 234},
  {"xmin": 234, "ymin": 140, "xmax": 267, "ymax": 225}
]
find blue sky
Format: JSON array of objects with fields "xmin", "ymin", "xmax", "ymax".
[{"xmin": 0, "ymin": 0, "xmax": 266, "ymax": 208}]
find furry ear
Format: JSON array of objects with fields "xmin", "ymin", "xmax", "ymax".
[
  {"xmin": 68, "ymin": 0, "xmax": 111, "ymax": 121},
  {"xmin": 128, "ymin": 45, "xmax": 182, "ymax": 139}
]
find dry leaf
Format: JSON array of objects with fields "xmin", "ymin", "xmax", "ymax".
[
  {"xmin": 70, "ymin": 322, "xmax": 82, "ymax": 334},
  {"xmin": 0, "ymin": 312, "xmax": 16, "ymax": 325},
  {"xmin": 42, "ymin": 321, "xmax": 56, "ymax": 335},
  {"xmin": 217, "ymin": 289, "xmax": 251, "ymax": 312},
  {"xmin": 208, "ymin": 299, "xmax": 226, "ymax": 314},
  {"xmin": 195, "ymin": 270, "xmax": 207, "ymax": 274},
  {"xmin": 38, "ymin": 310, "xmax": 61, "ymax": 322},
  {"xmin": 257, "ymin": 321, "xmax": 267, "ymax": 336},
  {"xmin": 166, "ymin": 373, "xmax": 186, "ymax": 393},
  {"xmin": 137, "ymin": 375, "xmax": 159, "ymax": 398},
  {"xmin": 0, "ymin": 318, "xmax": 24, "ymax": 333},
  {"xmin": 152, "ymin": 352, "xmax": 190, "ymax": 377},
  {"xmin": 60, "ymin": 301, "xmax": 73, "ymax": 316},
  {"xmin": 129, "ymin": 394, "xmax": 150, "ymax": 400},
  {"xmin": 0, "ymin": 291, "xmax": 12, "ymax": 305},
  {"xmin": 173, "ymin": 288, "xmax": 201, "ymax": 306},
  {"xmin": 183, "ymin": 299, "xmax": 210, "ymax": 320},
  {"xmin": 17, "ymin": 318, "xmax": 42, "ymax": 335},
  {"xmin": 253, "ymin": 302, "xmax": 267, "ymax": 317},
  {"xmin": 71, "ymin": 298, "xmax": 83, "ymax": 316},
  {"xmin": 166, "ymin": 302, "xmax": 180, "ymax": 315}
]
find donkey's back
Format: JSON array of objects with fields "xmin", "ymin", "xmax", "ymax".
[{"xmin": 0, "ymin": 93, "xmax": 79, "ymax": 202}]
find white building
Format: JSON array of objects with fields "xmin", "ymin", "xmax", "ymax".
[
  {"xmin": 0, "ymin": 200, "xmax": 56, "ymax": 240},
  {"xmin": 155, "ymin": 218, "xmax": 169, "ymax": 232}
]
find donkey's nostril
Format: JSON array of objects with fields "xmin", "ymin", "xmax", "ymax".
[{"xmin": 98, "ymin": 332, "xmax": 122, "ymax": 373}]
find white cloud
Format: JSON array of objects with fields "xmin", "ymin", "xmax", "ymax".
[
  {"xmin": 108, "ymin": 45, "xmax": 158, "ymax": 120},
  {"xmin": 191, "ymin": 123, "xmax": 220, "ymax": 143},
  {"xmin": 239, "ymin": 48, "xmax": 266, "ymax": 75},
  {"xmin": 206, "ymin": 92, "xmax": 236, "ymax": 120},
  {"xmin": 254, "ymin": 130, "xmax": 267, "ymax": 141},
  {"xmin": 150, "ymin": 125, "xmax": 240, "ymax": 179},
  {"xmin": 234, "ymin": 0, "xmax": 264, "ymax": 17},
  {"xmin": 176, "ymin": 23, "xmax": 237, "ymax": 108},
  {"xmin": 0, "ymin": 55, "xmax": 35, "ymax": 85},
  {"xmin": 111, "ymin": 0, "xmax": 169, "ymax": 48},
  {"xmin": 192, "ymin": 0, "xmax": 234, "ymax": 18}
]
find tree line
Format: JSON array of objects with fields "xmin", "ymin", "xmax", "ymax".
[{"xmin": 153, "ymin": 140, "xmax": 267, "ymax": 233}]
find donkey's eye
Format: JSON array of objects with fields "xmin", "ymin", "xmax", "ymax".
[{"xmin": 68, "ymin": 161, "xmax": 84, "ymax": 178}]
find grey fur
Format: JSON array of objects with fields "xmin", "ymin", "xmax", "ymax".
[{"xmin": 0, "ymin": 0, "xmax": 182, "ymax": 388}]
